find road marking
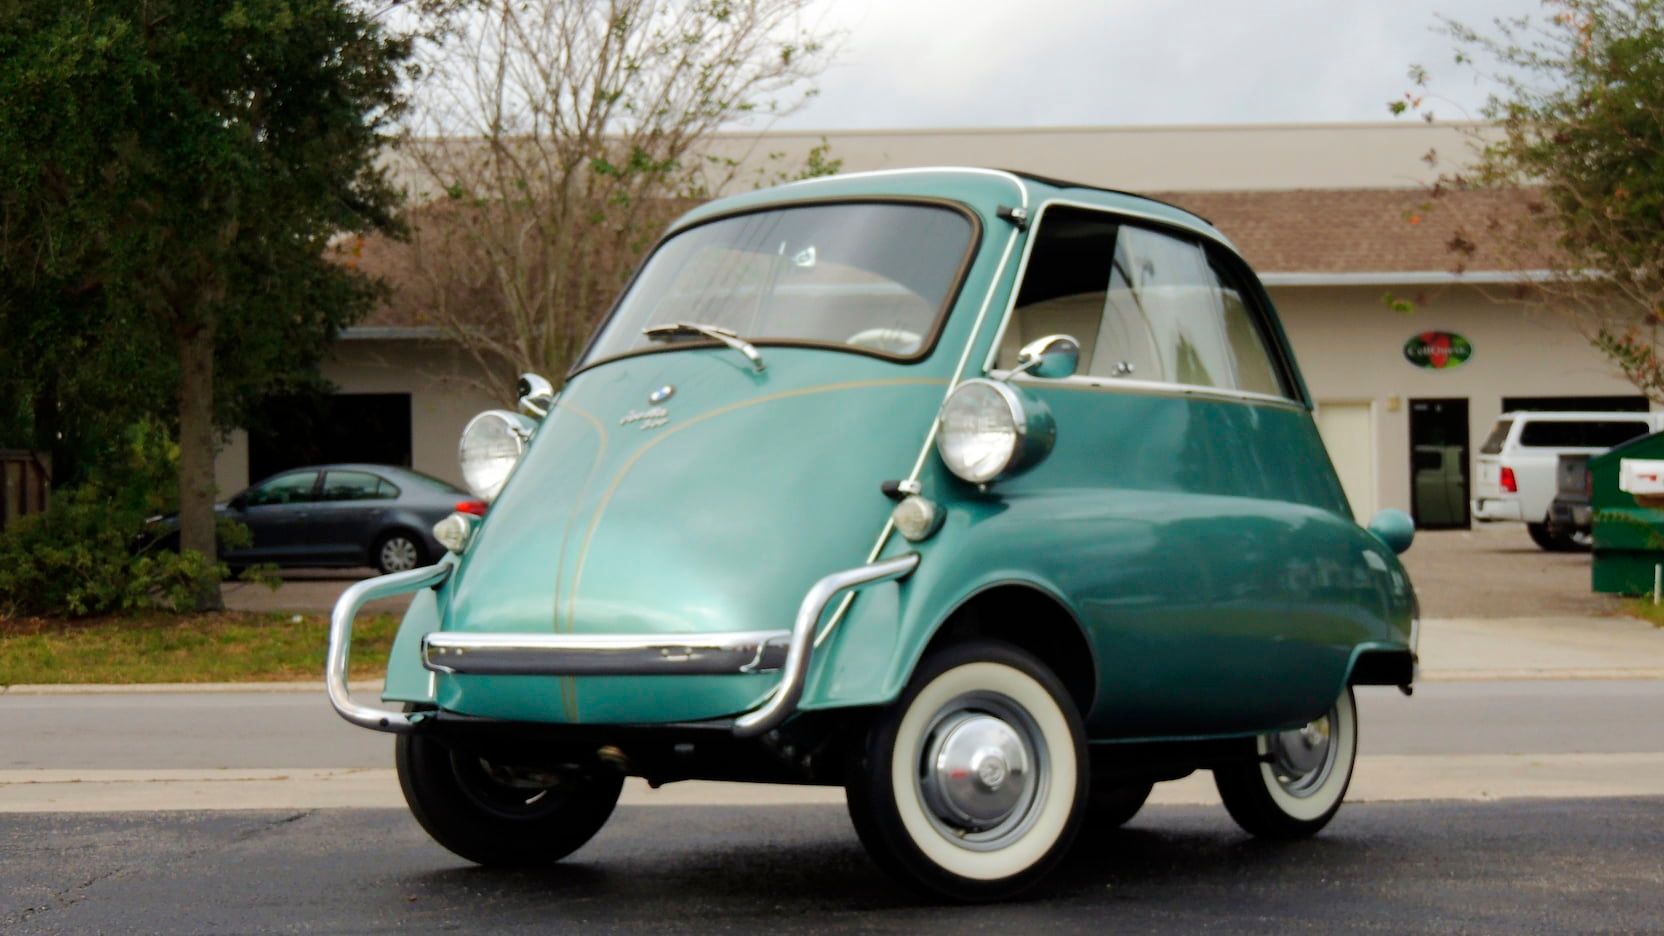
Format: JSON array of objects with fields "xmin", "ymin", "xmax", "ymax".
[{"xmin": 4, "ymin": 753, "xmax": 1663, "ymax": 812}]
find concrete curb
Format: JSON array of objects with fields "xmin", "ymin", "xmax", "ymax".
[{"xmin": 0, "ymin": 680, "xmax": 381, "ymax": 695}]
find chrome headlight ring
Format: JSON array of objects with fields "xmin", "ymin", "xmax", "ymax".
[
  {"xmin": 458, "ymin": 409, "xmax": 537, "ymax": 502},
  {"xmin": 935, "ymin": 379, "xmax": 1056, "ymax": 485}
]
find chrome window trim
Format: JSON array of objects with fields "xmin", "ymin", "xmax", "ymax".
[
  {"xmin": 997, "ymin": 371, "xmax": 1308, "ymax": 412},
  {"xmin": 978, "ymin": 197, "xmax": 1303, "ymax": 409}
]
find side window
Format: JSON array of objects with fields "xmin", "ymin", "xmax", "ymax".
[
  {"xmin": 997, "ymin": 206, "xmax": 1288, "ymax": 397},
  {"xmin": 321, "ymin": 471, "xmax": 397, "ymax": 501},
  {"xmin": 1519, "ymin": 420, "xmax": 1651, "ymax": 448},
  {"xmin": 246, "ymin": 471, "xmax": 318, "ymax": 506}
]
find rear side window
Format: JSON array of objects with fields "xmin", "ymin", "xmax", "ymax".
[
  {"xmin": 321, "ymin": 471, "xmax": 398, "ymax": 501},
  {"xmin": 1480, "ymin": 420, "xmax": 1513, "ymax": 455},
  {"xmin": 1518, "ymin": 420, "xmax": 1650, "ymax": 448}
]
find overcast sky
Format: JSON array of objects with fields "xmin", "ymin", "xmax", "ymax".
[{"xmin": 765, "ymin": 0, "xmax": 1542, "ymax": 130}]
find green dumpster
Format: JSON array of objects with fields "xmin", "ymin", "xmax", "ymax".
[{"xmin": 1591, "ymin": 430, "xmax": 1664, "ymax": 595}]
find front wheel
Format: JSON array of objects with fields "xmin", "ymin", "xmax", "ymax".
[
  {"xmin": 1213, "ymin": 688, "xmax": 1358, "ymax": 840},
  {"xmin": 395, "ymin": 731, "xmax": 623, "ymax": 866},
  {"xmin": 844, "ymin": 640, "xmax": 1089, "ymax": 902}
]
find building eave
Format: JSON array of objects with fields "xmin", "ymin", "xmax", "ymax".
[{"xmin": 1259, "ymin": 270, "xmax": 1555, "ymax": 287}]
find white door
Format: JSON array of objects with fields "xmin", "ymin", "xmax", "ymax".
[{"xmin": 1315, "ymin": 401, "xmax": 1377, "ymax": 522}]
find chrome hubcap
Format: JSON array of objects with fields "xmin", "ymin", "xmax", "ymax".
[
  {"xmin": 1267, "ymin": 711, "xmax": 1338, "ymax": 797},
  {"xmin": 381, "ymin": 537, "xmax": 418, "ymax": 571},
  {"xmin": 916, "ymin": 693, "xmax": 1049, "ymax": 849}
]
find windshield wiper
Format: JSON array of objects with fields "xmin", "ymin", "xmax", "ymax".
[{"xmin": 643, "ymin": 322, "xmax": 766, "ymax": 373}]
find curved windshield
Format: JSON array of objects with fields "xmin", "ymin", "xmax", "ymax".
[{"xmin": 580, "ymin": 202, "xmax": 974, "ymax": 367}]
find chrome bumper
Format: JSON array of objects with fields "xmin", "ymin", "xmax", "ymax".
[
  {"xmin": 327, "ymin": 553, "xmax": 920, "ymax": 738},
  {"xmin": 325, "ymin": 563, "xmax": 452, "ymax": 734}
]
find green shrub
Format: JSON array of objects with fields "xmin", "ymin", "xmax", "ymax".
[{"xmin": 0, "ymin": 420, "xmax": 228, "ymax": 617}]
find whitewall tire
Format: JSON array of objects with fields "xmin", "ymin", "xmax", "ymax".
[
  {"xmin": 1214, "ymin": 688, "xmax": 1358, "ymax": 839},
  {"xmin": 845, "ymin": 640, "xmax": 1089, "ymax": 902}
]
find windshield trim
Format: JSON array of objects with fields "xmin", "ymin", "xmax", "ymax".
[{"xmin": 566, "ymin": 196, "xmax": 985, "ymax": 380}]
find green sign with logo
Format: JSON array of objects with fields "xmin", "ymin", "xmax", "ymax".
[{"xmin": 1403, "ymin": 331, "xmax": 1472, "ymax": 370}]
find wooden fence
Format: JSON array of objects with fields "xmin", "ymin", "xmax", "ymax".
[{"xmin": 0, "ymin": 450, "xmax": 50, "ymax": 531}]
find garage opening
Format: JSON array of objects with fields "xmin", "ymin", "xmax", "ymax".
[{"xmin": 246, "ymin": 393, "xmax": 412, "ymax": 485}]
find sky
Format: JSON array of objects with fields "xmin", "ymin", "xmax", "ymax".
[{"xmin": 765, "ymin": 0, "xmax": 1544, "ymax": 130}]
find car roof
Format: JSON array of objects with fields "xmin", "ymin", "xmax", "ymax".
[
  {"xmin": 1498, "ymin": 411, "xmax": 1656, "ymax": 421},
  {"xmin": 672, "ymin": 166, "xmax": 1232, "ymax": 254}
]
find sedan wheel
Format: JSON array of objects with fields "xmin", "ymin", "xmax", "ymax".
[
  {"xmin": 376, "ymin": 533, "xmax": 423, "ymax": 574},
  {"xmin": 845, "ymin": 640, "xmax": 1088, "ymax": 902},
  {"xmin": 1214, "ymin": 688, "xmax": 1358, "ymax": 839}
]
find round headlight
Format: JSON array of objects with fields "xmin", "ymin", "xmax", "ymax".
[
  {"xmin": 459, "ymin": 409, "xmax": 535, "ymax": 501},
  {"xmin": 935, "ymin": 379, "xmax": 1055, "ymax": 484}
]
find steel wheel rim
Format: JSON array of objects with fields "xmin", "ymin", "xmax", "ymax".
[
  {"xmin": 448, "ymin": 753, "xmax": 569, "ymax": 820},
  {"xmin": 381, "ymin": 536, "xmax": 418, "ymax": 571},
  {"xmin": 1266, "ymin": 708, "xmax": 1339, "ymax": 798},
  {"xmin": 914, "ymin": 691, "xmax": 1050, "ymax": 851}
]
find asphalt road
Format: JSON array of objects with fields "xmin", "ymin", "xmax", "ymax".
[
  {"xmin": 5, "ymin": 799, "xmax": 1662, "ymax": 934},
  {"xmin": 8, "ymin": 681, "xmax": 1664, "ymax": 770}
]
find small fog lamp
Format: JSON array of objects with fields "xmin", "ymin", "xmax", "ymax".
[
  {"xmin": 433, "ymin": 512, "xmax": 478, "ymax": 555},
  {"xmin": 459, "ymin": 409, "xmax": 536, "ymax": 501},
  {"xmin": 892, "ymin": 495, "xmax": 944, "ymax": 542}
]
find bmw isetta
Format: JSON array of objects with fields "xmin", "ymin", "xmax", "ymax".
[{"xmin": 327, "ymin": 168, "xmax": 1419, "ymax": 901}]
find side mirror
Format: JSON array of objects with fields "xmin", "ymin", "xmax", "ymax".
[
  {"xmin": 228, "ymin": 493, "xmax": 247, "ymax": 511},
  {"xmin": 517, "ymin": 373, "xmax": 556, "ymax": 419},
  {"xmin": 1368, "ymin": 509, "xmax": 1415, "ymax": 555},
  {"xmin": 1010, "ymin": 334, "xmax": 1079, "ymax": 381}
]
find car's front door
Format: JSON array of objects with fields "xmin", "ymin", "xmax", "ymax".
[
  {"xmin": 230, "ymin": 470, "xmax": 321, "ymax": 561},
  {"xmin": 311, "ymin": 470, "xmax": 399, "ymax": 562}
]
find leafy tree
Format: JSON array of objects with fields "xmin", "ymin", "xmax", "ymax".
[
  {"xmin": 0, "ymin": 0, "xmax": 416, "ymax": 609},
  {"xmin": 1395, "ymin": 0, "xmax": 1664, "ymax": 401},
  {"xmin": 387, "ymin": 0, "xmax": 839, "ymax": 398}
]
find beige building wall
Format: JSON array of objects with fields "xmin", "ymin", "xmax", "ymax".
[{"xmin": 1271, "ymin": 284, "xmax": 1640, "ymax": 518}]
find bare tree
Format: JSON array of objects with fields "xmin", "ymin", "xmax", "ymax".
[{"xmin": 392, "ymin": 0, "xmax": 837, "ymax": 399}]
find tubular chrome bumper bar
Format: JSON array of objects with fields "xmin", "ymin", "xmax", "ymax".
[
  {"xmin": 419, "ymin": 552, "xmax": 919, "ymax": 739},
  {"xmin": 326, "ymin": 563, "xmax": 453, "ymax": 733}
]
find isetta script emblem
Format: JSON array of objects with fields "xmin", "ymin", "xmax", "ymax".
[{"xmin": 620, "ymin": 407, "xmax": 669, "ymax": 431}]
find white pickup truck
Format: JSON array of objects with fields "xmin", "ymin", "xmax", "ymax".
[{"xmin": 1472, "ymin": 410, "xmax": 1664, "ymax": 550}]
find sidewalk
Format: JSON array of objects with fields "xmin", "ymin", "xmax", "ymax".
[{"xmin": 1418, "ymin": 615, "xmax": 1664, "ymax": 681}]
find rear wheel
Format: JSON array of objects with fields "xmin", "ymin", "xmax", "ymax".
[
  {"xmin": 395, "ymin": 731, "xmax": 623, "ymax": 866},
  {"xmin": 375, "ymin": 530, "xmax": 426, "ymax": 574},
  {"xmin": 844, "ymin": 640, "xmax": 1089, "ymax": 902},
  {"xmin": 1530, "ymin": 520, "xmax": 1585, "ymax": 552},
  {"xmin": 1213, "ymin": 688, "xmax": 1357, "ymax": 840}
]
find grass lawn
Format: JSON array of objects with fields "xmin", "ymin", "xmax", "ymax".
[
  {"xmin": 0, "ymin": 611, "xmax": 400, "ymax": 685},
  {"xmin": 1622, "ymin": 599, "xmax": 1664, "ymax": 629}
]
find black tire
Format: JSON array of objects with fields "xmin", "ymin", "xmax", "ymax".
[
  {"xmin": 1535, "ymin": 518, "xmax": 1590, "ymax": 553},
  {"xmin": 1085, "ymin": 782, "xmax": 1153, "ymax": 829},
  {"xmin": 845, "ymin": 639, "xmax": 1090, "ymax": 902},
  {"xmin": 374, "ymin": 529, "xmax": 427, "ymax": 575},
  {"xmin": 395, "ymin": 731, "xmax": 623, "ymax": 867},
  {"xmin": 1213, "ymin": 688, "xmax": 1358, "ymax": 840}
]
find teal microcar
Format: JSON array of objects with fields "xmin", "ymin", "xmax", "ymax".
[{"xmin": 327, "ymin": 168, "xmax": 1420, "ymax": 901}]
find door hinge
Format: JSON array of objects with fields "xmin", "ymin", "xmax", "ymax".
[{"xmin": 996, "ymin": 205, "xmax": 1030, "ymax": 230}]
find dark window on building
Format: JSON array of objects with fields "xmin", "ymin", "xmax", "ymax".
[
  {"xmin": 247, "ymin": 393, "xmax": 412, "ymax": 485},
  {"xmin": 1518, "ymin": 420, "xmax": 1651, "ymax": 448}
]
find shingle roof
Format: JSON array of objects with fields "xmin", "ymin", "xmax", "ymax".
[{"xmin": 1152, "ymin": 187, "xmax": 1545, "ymax": 274}]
